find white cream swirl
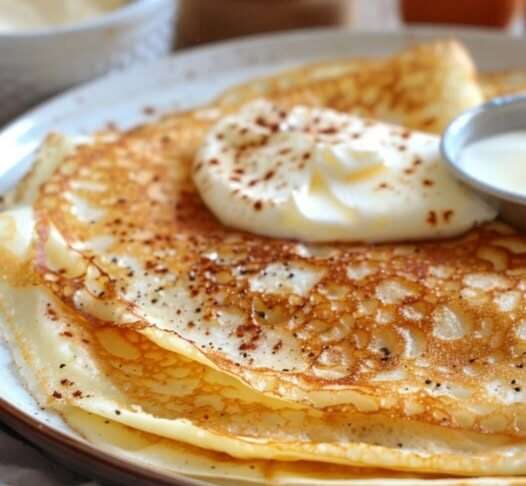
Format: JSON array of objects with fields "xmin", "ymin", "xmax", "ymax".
[{"xmin": 193, "ymin": 100, "xmax": 496, "ymax": 243}]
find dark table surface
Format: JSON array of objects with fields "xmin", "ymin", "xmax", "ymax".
[{"xmin": 0, "ymin": 421, "xmax": 97, "ymax": 485}]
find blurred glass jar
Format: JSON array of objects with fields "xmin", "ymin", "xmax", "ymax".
[
  {"xmin": 400, "ymin": 0, "xmax": 523, "ymax": 28},
  {"xmin": 176, "ymin": 0, "xmax": 351, "ymax": 47}
]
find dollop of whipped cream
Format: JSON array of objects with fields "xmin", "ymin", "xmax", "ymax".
[{"xmin": 193, "ymin": 100, "xmax": 496, "ymax": 243}]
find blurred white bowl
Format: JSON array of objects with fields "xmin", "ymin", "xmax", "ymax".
[{"xmin": 0, "ymin": 0, "xmax": 177, "ymax": 125}]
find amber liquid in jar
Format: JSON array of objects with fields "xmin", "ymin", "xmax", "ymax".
[{"xmin": 176, "ymin": 0, "xmax": 351, "ymax": 47}]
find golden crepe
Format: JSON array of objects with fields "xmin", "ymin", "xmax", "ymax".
[
  {"xmin": 216, "ymin": 44, "xmax": 525, "ymax": 110},
  {"xmin": 479, "ymin": 70, "xmax": 526, "ymax": 100},
  {"xmin": 65, "ymin": 409, "xmax": 526, "ymax": 486},
  {"xmin": 4, "ymin": 274, "xmax": 526, "ymax": 476},
  {"xmin": 2, "ymin": 39, "xmax": 526, "ymax": 484},
  {"xmin": 212, "ymin": 39, "xmax": 484, "ymax": 135}
]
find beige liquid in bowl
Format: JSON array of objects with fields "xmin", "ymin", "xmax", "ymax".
[
  {"xmin": 459, "ymin": 131, "xmax": 526, "ymax": 196},
  {"xmin": 0, "ymin": 0, "xmax": 129, "ymax": 32}
]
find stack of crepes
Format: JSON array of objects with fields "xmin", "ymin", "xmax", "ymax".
[{"xmin": 3, "ymin": 40, "xmax": 526, "ymax": 485}]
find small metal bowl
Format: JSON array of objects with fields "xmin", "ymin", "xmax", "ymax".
[{"xmin": 441, "ymin": 95, "xmax": 526, "ymax": 232}]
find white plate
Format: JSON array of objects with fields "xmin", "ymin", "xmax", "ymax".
[{"xmin": 1, "ymin": 28, "xmax": 525, "ymax": 485}]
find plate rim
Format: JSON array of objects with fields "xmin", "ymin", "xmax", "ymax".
[
  {"xmin": 2, "ymin": 25, "xmax": 526, "ymax": 187},
  {"xmin": 0, "ymin": 396, "xmax": 209, "ymax": 486},
  {"xmin": 3, "ymin": 23, "xmax": 526, "ymax": 132},
  {"xmin": 1, "ymin": 26, "xmax": 526, "ymax": 485}
]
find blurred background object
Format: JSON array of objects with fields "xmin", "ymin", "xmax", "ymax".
[
  {"xmin": 177, "ymin": 0, "xmax": 525, "ymax": 48},
  {"xmin": 1, "ymin": 0, "xmax": 526, "ymax": 125},
  {"xmin": 0, "ymin": 0, "xmax": 176, "ymax": 125},
  {"xmin": 400, "ymin": 0, "xmax": 523, "ymax": 28},
  {"xmin": 0, "ymin": 0, "xmax": 129, "ymax": 32},
  {"xmin": 177, "ymin": 0, "xmax": 351, "ymax": 47}
]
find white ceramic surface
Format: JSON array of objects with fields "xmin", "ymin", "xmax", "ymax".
[
  {"xmin": 0, "ymin": 28, "xmax": 525, "ymax": 485},
  {"xmin": 0, "ymin": 0, "xmax": 176, "ymax": 125}
]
